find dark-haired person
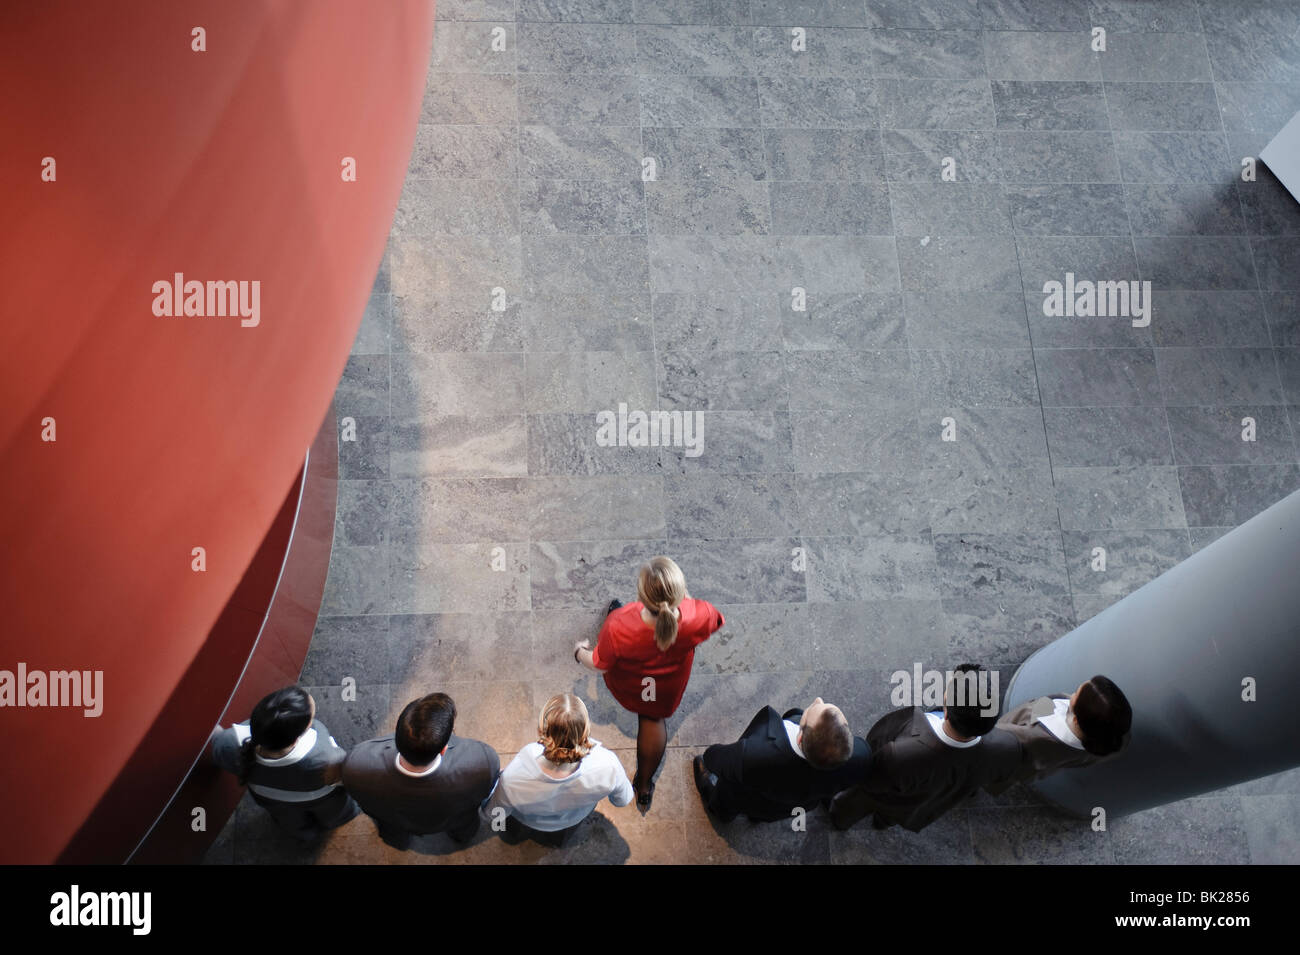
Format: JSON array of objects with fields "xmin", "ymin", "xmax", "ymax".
[
  {"xmin": 210, "ymin": 686, "xmax": 359, "ymax": 841},
  {"xmin": 692, "ymin": 697, "xmax": 870, "ymax": 823},
  {"xmin": 342, "ymin": 692, "xmax": 499, "ymax": 849},
  {"xmin": 482, "ymin": 692, "xmax": 633, "ymax": 847},
  {"xmin": 986, "ymin": 675, "xmax": 1132, "ymax": 795},
  {"xmin": 829, "ymin": 664, "xmax": 1021, "ymax": 832}
]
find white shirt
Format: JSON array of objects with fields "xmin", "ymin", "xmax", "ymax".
[
  {"xmin": 925, "ymin": 711, "xmax": 980, "ymax": 748},
  {"xmin": 783, "ymin": 719, "xmax": 807, "ymax": 761},
  {"xmin": 483, "ymin": 741, "xmax": 634, "ymax": 831},
  {"xmin": 231, "ymin": 723, "xmax": 323, "ymax": 766},
  {"xmin": 1038, "ymin": 698, "xmax": 1086, "ymax": 750},
  {"xmin": 395, "ymin": 753, "xmax": 442, "ymax": 777}
]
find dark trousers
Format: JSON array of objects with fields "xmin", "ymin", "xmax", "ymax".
[{"xmin": 254, "ymin": 788, "xmax": 361, "ymax": 842}]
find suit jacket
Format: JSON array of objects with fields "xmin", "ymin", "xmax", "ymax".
[
  {"xmin": 342, "ymin": 733, "xmax": 499, "ymax": 835},
  {"xmin": 985, "ymin": 695, "xmax": 1101, "ymax": 795},
  {"xmin": 703, "ymin": 705, "xmax": 870, "ymax": 822},
  {"xmin": 831, "ymin": 706, "xmax": 1021, "ymax": 832}
]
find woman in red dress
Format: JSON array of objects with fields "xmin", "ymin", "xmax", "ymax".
[{"xmin": 573, "ymin": 556, "xmax": 724, "ymax": 811}]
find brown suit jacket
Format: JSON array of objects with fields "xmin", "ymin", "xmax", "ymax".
[
  {"xmin": 986, "ymin": 695, "xmax": 1100, "ymax": 794},
  {"xmin": 829, "ymin": 706, "xmax": 1021, "ymax": 832}
]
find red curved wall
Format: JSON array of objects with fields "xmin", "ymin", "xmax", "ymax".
[{"xmin": 0, "ymin": 1, "xmax": 434, "ymax": 863}]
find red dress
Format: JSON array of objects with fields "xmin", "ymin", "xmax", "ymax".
[{"xmin": 591, "ymin": 599, "xmax": 725, "ymax": 719}]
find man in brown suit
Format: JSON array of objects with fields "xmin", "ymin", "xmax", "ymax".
[
  {"xmin": 987, "ymin": 675, "xmax": 1131, "ymax": 795},
  {"xmin": 829, "ymin": 664, "xmax": 1020, "ymax": 832}
]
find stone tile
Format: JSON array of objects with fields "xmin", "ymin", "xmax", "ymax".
[
  {"xmin": 883, "ymin": 129, "xmax": 999, "ymax": 182},
  {"xmin": 390, "ymin": 353, "xmax": 525, "ymax": 418},
  {"xmin": 641, "ymin": 75, "xmax": 761, "ymax": 127},
  {"xmin": 695, "ymin": 602, "xmax": 813, "ymax": 674},
  {"xmin": 1242, "ymin": 795, "xmax": 1300, "ymax": 864},
  {"xmin": 525, "ymin": 351, "xmax": 657, "ymax": 413},
  {"xmin": 979, "ymin": 0, "xmax": 1091, "ymax": 30},
  {"xmin": 969, "ymin": 806, "xmax": 1114, "ymax": 863},
  {"xmin": 393, "ymin": 179, "xmax": 520, "ymax": 237},
  {"xmin": 920, "ymin": 465, "xmax": 1060, "ymax": 533},
  {"xmin": 990, "ymin": 81, "xmax": 1108, "ymax": 130},
  {"xmin": 995, "ymin": 130, "xmax": 1120, "ymax": 183},
  {"xmin": 1006, "ymin": 184, "xmax": 1129, "ymax": 236},
  {"xmin": 911, "ymin": 349, "xmax": 1039, "ymax": 407},
  {"xmin": 635, "ymin": 0, "xmax": 751, "ymax": 25},
  {"xmin": 389, "ymin": 542, "xmax": 530, "ymax": 614},
  {"xmin": 798, "ymin": 471, "xmax": 930, "ymax": 536},
  {"xmin": 336, "ymin": 355, "xmax": 388, "ymax": 417},
  {"xmin": 944, "ymin": 595, "xmax": 1075, "ymax": 665},
  {"xmin": 1177, "ymin": 464, "xmax": 1300, "ymax": 525},
  {"xmin": 1042, "ymin": 406, "xmax": 1174, "ymax": 467},
  {"xmin": 674, "ymin": 671, "xmax": 821, "ymax": 748},
  {"xmin": 1060, "ymin": 528, "xmax": 1191, "ymax": 596},
  {"xmin": 1085, "ymin": 0, "xmax": 1201, "ymax": 32},
  {"xmin": 787, "ymin": 349, "xmax": 914, "ymax": 410},
  {"xmin": 1073, "ymin": 592, "xmax": 1121, "ymax": 621},
  {"xmin": 527, "ymin": 413, "xmax": 667, "ymax": 476},
  {"xmin": 1112, "ymin": 130, "xmax": 1234, "ymax": 183},
  {"xmin": 645, "ymin": 127, "xmax": 767, "ymax": 180},
  {"xmin": 518, "ymin": 0, "xmax": 633, "ymax": 23},
  {"xmin": 1187, "ymin": 525, "xmax": 1232, "ymax": 552},
  {"xmin": 805, "ymin": 533, "xmax": 942, "ymax": 601},
  {"xmin": 931, "ymin": 532, "xmax": 1071, "ymax": 600},
  {"xmin": 753, "ymin": 26, "xmax": 875, "ymax": 77},
  {"xmin": 517, "ymin": 72, "xmax": 640, "ymax": 125},
  {"xmin": 390, "ymin": 415, "xmax": 527, "ymax": 478},
  {"xmin": 432, "ymin": 21, "xmax": 517, "ymax": 72},
  {"xmin": 808, "ymin": 598, "xmax": 952, "ymax": 670},
  {"xmin": 904, "ymin": 289, "xmax": 1029, "ymax": 350},
  {"xmin": 916, "ymin": 407, "xmax": 1051, "ymax": 469},
  {"xmin": 335, "ymin": 414, "xmax": 390, "ymax": 483},
  {"xmin": 519, "ymin": 124, "xmax": 642, "ymax": 179},
  {"xmin": 660, "ymin": 411, "xmax": 796, "ymax": 475},
  {"xmin": 388, "ymin": 611, "xmax": 532, "ymax": 686},
  {"xmin": 890, "ymin": 183, "xmax": 1012, "ymax": 236},
  {"xmin": 1110, "ymin": 797, "xmax": 1252, "ymax": 864},
  {"xmin": 518, "ymin": 179, "xmax": 644, "ymax": 235},
  {"xmin": 792, "ymin": 407, "xmax": 921, "ymax": 473},
  {"xmin": 1125, "ymin": 183, "xmax": 1246, "ymax": 236},
  {"xmin": 983, "ymin": 32, "xmax": 1100, "ymax": 81},
  {"xmin": 867, "ymin": 28, "xmax": 987, "ymax": 79},
  {"xmin": 301, "ymin": 615, "xmax": 393, "ymax": 686},
  {"xmin": 647, "ymin": 180, "xmax": 771, "ymax": 235},
  {"xmin": 516, "ymin": 22, "xmax": 637, "ymax": 73},
  {"xmin": 750, "ymin": 0, "xmax": 870, "ymax": 27},
  {"xmin": 830, "ymin": 809, "xmax": 975, "ymax": 863},
  {"xmin": 1053, "ymin": 465, "xmax": 1187, "ymax": 530},
  {"xmin": 660, "ymin": 350, "xmax": 788, "ymax": 411},
  {"xmin": 1034, "ymin": 348, "xmax": 1163, "ymax": 407},
  {"xmin": 420, "ymin": 73, "xmax": 517, "ymax": 124},
  {"xmin": 321, "ymin": 546, "xmax": 390, "ymax": 616},
  {"xmin": 635, "ymin": 24, "xmax": 753, "ymax": 75},
  {"xmin": 525, "ymin": 292, "xmax": 652, "ymax": 352},
  {"xmin": 1101, "ymin": 32, "xmax": 1213, "ymax": 82},
  {"xmin": 306, "ymin": 683, "xmax": 393, "ymax": 751},
  {"xmin": 664, "ymin": 473, "xmax": 799, "ymax": 539},
  {"xmin": 528, "ymin": 474, "xmax": 666, "ymax": 541},
  {"xmin": 1253, "ymin": 237, "xmax": 1300, "ymax": 289},
  {"xmin": 1107, "ymin": 81, "xmax": 1220, "ymax": 131},
  {"xmin": 672, "ymin": 537, "xmax": 808, "ymax": 603},
  {"xmin": 759, "ymin": 75, "xmax": 878, "ymax": 128},
  {"xmin": 1150, "ymin": 291, "xmax": 1270, "ymax": 348},
  {"xmin": 352, "ymin": 293, "xmax": 391, "ymax": 355},
  {"xmin": 386, "ymin": 477, "xmax": 531, "ymax": 544},
  {"xmin": 1215, "ymin": 82, "xmax": 1300, "ymax": 133},
  {"xmin": 877, "ymin": 78, "xmax": 995, "ymax": 128},
  {"xmin": 1155, "ymin": 347, "xmax": 1284, "ymax": 405},
  {"xmin": 783, "ymin": 292, "xmax": 907, "ymax": 349},
  {"xmin": 770, "ymin": 182, "xmax": 894, "ymax": 235},
  {"xmin": 529, "ymin": 539, "xmax": 666, "ymax": 611},
  {"xmin": 1166, "ymin": 406, "xmax": 1297, "ymax": 464},
  {"xmin": 897, "ymin": 235, "xmax": 1022, "ymax": 290},
  {"xmin": 654, "ymin": 292, "xmax": 786, "ymax": 352},
  {"xmin": 865, "ymin": 0, "xmax": 981, "ymax": 30},
  {"xmin": 524, "ymin": 235, "xmax": 650, "ymax": 296},
  {"xmin": 766, "ymin": 128, "xmax": 888, "ymax": 182}
]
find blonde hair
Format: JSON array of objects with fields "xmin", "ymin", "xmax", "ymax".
[
  {"xmin": 538, "ymin": 693, "xmax": 592, "ymax": 764},
  {"xmin": 638, "ymin": 556, "xmax": 688, "ymax": 652}
]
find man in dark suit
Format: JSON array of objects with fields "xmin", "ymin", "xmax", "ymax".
[
  {"xmin": 987, "ymin": 675, "xmax": 1131, "ymax": 795},
  {"xmin": 829, "ymin": 664, "xmax": 1020, "ymax": 832},
  {"xmin": 692, "ymin": 697, "xmax": 870, "ymax": 823},
  {"xmin": 342, "ymin": 692, "xmax": 499, "ymax": 848}
]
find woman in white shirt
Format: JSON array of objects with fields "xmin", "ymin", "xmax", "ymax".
[{"xmin": 483, "ymin": 692, "xmax": 634, "ymax": 847}]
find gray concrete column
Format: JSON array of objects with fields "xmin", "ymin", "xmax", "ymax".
[{"xmin": 1004, "ymin": 487, "xmax": 1300, "ymax": 818}]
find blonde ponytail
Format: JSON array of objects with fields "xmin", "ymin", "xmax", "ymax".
[{"xmin": 638, "ymin": 556, "xmax": 687, "ymax": 652}]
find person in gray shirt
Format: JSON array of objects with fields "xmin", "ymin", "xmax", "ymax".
[
  {"xmin": 211, "ymin": 686, "xmax": 359, "ymax": 842},
  {"xmin": 343, "ymin": 692, "xmax": 499, "ymax": 849}
]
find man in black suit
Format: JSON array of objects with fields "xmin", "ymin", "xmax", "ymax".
[
  {"xmin": 692, "ymin": 697, "xmax": 870, "ymax": 823},
  {"xmin": 342, "ymin": 692, "xmax": 499, "ymax": 848},
  {"xmin": 829, "ymin": 664, "xmax": 1021, "ymax": 832}
]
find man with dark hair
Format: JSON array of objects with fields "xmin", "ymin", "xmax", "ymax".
[
  {"xmin": 829, "ymin": 664, "xmax": 1021, "ymax": 832},
  {"xmin": 343, "ymin": 692, "xmax": 499, "ymax": 848},
  {"xmin": 987, "ymin": 675, "xmax": 1132, "ymax": 795},
  {"xmin": 693, "ymin": 697, "xmax": 870, "ymax": 823}
]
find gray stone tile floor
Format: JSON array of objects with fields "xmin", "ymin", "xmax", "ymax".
[{"xmin": 208, "ymin": 0, "xmax": 1300, "ymax": 864}]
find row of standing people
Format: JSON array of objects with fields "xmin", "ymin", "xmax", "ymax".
[{"xmin": 212, "ymin": 556, "xmax": 1132, "ymax": 845}]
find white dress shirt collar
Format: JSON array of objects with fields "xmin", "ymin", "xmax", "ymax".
[
  {"xmin": 925, "ymin": 710, "xmax": 980, "ymax": 748},
  {"xmin": 1038, "ymin": 698, "xmax": 1086, "ymax": 750},
  {"xmin": 783, "ymin": 719, "xmax": 807, "ymax": 761},
  {"xmin": 396, "ymin": 752, "xmax": 442, "ymax": 776}
]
